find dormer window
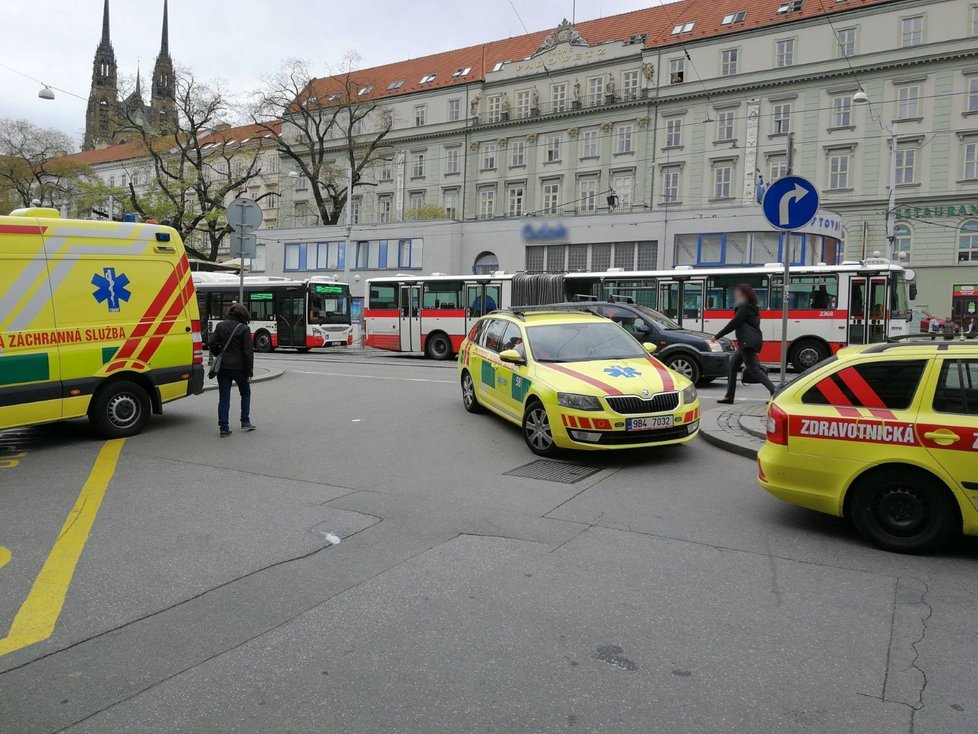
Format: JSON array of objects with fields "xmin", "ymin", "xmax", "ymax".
[
  {"xmin": 671, "ymin": 22, "xmax": 695, "ymax": 35},
  {"xmin": 627, "ymin": 33, "xmax": 648, "ymax": 44},
  {"xmin": 387, "ymin": 80, "xmax": 404, "ymax": 90},
  {"xmin": 491, "ymin": 61, "xmax": 506, "ymax": 72},
  {"xmin": 777, "ymin": 0, "xmax": 803, "ymax": 13},
  {"xmin": 327, "ymin": 93, "xmax": 343, "ymax": 102},
  {"xmin": 721, "ymin": 11, "xmax": 747, "ymax": 24},
  {"xmin": 358, "ymin": 85, "xmax": 373, "ymax": 96},
  {"xmin": 452, "ymin": 67, "xmax": 472, "ymax": 77},
  {"xmin": 420, "ymin": 73, "xmax": 437, "ymax": 84}
]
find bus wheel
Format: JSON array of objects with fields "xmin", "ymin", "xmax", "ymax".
[
  {"xmin": 425, "ymin": 333, "xmax": 453, "ymax": 360},
  {"xmin": 254, "ymin": 330, "xmax": 274, "ymax": 353},
  {"xmin": 89, "ymin": 381, "xmax": 150, "ymax": 438},
  {"xmin": 790, "ymin": 339, "xmax": 828, "ymax": 372}
]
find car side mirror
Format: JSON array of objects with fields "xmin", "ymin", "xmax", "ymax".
[
  {"xmin": 499, "ymin": 349, "xmax": 525, "ymax": 364},
  {"xmin": 642, "ymin": 342, "xmax": 657, "ymax": 354}
]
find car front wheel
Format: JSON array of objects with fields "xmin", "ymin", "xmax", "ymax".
[
  {"xmin": 849, "ymin": 471, "xmax": 958, "ymax": 554},
  {"xmin": 522, "ymin": 401, "xmax": 558, "ymax": 457},
  {"xmin": 664, "ymin": 353, "xmax": 701, "ymax": 385}
]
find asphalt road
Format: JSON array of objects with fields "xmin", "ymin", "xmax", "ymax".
[{"xmin": 1, "ymin": 350, "xmax": 976, "ymax": 733}]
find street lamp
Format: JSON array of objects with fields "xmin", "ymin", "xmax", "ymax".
[
  {"xmin": 851, "ymin": 89, "xmax": 898, "ymax": 260},
  {"xmin": 38, "ymin": 86, "xmax": 55, "ymax": 100}
]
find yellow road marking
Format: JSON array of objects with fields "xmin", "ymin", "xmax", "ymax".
[
  {"xmin": 0, "ymin": 546, "xmax": 10, "ymax": 569},
  {"xmin": 0, "ymin": 439, "xmax": 125, "ymax": 657}
]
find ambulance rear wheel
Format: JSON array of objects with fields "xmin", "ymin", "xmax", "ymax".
[
  {"xmin": 849, "ymin": 470, "xmax": 958, "ymax": 554},
  {"xmin": 90, "ymin": 381, "xmax": 151, "ymax": 439},
  {"xmin": 461, "ymin": 371, "xmax": 483, "ymax": 414},
  {"xmin": 254, "ymin": 330, "xmax": 274, "ymax": 353}
]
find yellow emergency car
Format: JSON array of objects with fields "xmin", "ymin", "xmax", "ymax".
[
  {"xmin": 458, "ymin": 309, "xmax": 700, "ymax": 455},
  {"xmin": 758, "ymin": 341, "xmax": 978, "ymax": 553},
  {"xmin": 0, "ymin": 208, "xmax": 204, "ymax": 438}
]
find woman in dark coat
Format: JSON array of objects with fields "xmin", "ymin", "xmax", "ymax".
[{"xmin": 711, "ymin": 284, "xmax": 776, "ymax": 404}]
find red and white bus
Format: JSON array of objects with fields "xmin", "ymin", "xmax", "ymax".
[
  {"xmin": 364, "ymin": 260, "xmax": 915, "ymax": 369},
  {"xmin": 193, "ymin": 273, "xmax": 353, "ymax": 352}
]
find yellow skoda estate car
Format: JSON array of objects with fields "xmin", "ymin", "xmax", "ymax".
[{"xmin": 458, "ymin": 309, "xmax": 700, "ymax": 455}]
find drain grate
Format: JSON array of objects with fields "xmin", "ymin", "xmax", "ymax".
[{"xmin": 503, "ymin": 459, "xmax": 603, "ymax": 484}]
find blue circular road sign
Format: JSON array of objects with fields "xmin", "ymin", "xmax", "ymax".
[{"xmin": 761, "ymin": 176, "xmax": 820, "ymax": 231}]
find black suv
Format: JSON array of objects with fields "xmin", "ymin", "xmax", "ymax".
[{"xmin": 547, "ymin": 301, "xmax": 735, "ymax": 386}]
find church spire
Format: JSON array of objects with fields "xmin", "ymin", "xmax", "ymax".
[
  {"xmin": 99, "ymin": 0, "xmax": 111, "ymax": 48},
  {"xmin": 159, "ymin": 0, "xmax": 169, "ymax": 57}
]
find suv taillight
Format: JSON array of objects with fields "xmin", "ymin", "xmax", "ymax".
[
  {"xmin": 766, "ymin": 403, "xmax": 789, "ymax": 446},
  {"xmin": 191, "ymin": 319, "xmax": 204, "ymax": 365}
]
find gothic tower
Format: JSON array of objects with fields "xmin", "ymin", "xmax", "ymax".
[
  {"xmin": 150, "ymin": 0, "xmax": 176, "ymax": 132},
  {"xmin": 82, "ymin": 0, "xmax": 118, "ymax": 150}
]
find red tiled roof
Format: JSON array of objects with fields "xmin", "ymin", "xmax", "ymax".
[{"xmin": 307, "ymin": 0, "xmax": 894, "ymax": 103}]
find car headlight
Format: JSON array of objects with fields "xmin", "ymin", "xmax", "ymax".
[
  {"xmin": 708, "ymin": 340, "xmax": 724, "ymax": 353},
  {"xmin": 557, "ymin": 393, "xmax": 602, "ymax": 411},
  {"xmin": 681, "ymin": 385, "xmax": 697, "ymax": 405}
]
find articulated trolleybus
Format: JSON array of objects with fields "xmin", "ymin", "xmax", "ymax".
[
  {"xmin": 364, "ymin": 259, "xmax": 914, "ymax": 369},
  {"xmin": 193, "ymin": 273, "xmax": 352, "ymax": 352}
]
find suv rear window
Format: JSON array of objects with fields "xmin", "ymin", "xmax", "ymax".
[{"xmin": 802, "ymin": 360, "xmax": 927, "ymax": 411}]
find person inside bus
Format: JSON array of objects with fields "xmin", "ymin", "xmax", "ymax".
[
  {"xmin": 811, "ymin": 285, "xmax": 831, "ymax": 309},
  {"xmin": 471, "ymin": 292, "xmax": 497, "ymax": 316},
  {"xmin": 711, "ymin": 284, "xmax": 776, "ymax": 404}
]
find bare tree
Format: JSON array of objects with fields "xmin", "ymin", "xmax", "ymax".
[
  {"xmin": 118, "ymin": 73, "xmax": 269, "ymax": 260},
  {"xmin": 0, "ymin": 119, "xmax": 93, "ymax": 208},
  {"xmin": 253, "ymin": 58, "xmax": 393, "ymax": 226}
]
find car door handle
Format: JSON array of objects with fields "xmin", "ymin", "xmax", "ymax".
[{"xmin": 924, "ymin": 430, "xmax": 960, "ymax": 445}]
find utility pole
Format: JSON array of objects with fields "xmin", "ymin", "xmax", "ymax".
[
  {"xmin": 886, "ymin": 133, "xmax": 897, "ymax": 260},
  {"xmin": 779, "ymin": 132, "xmax": 795, "ymax": 386}
]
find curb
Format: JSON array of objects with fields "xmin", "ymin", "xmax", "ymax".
[
  {"xmin": 201, "ymin": 368, "xmax": 284, "ymax": 393},
  {"xmin": 699, "ymin": 407, "xmax": 762, "ymax": 460}
]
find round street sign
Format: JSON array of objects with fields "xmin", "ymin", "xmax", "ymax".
[
  {"xmin": 761, "ymin": 176, "xmax": 820, "ymax": 232},
  {"xmin": 227, "ymin": 197, "xmax": 263, "ymax": 231}
]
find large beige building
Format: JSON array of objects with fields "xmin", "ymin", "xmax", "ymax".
[{"xmin": 260, "ymin": 0, "xmax": 978, "ymax": 319}]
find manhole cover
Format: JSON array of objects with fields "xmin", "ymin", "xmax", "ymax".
[{"xmin": 503, "ymin": 459, "xmax": 602, "ymax": 484}]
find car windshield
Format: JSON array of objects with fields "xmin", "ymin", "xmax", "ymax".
[
  {"xmin": 527, "ymin": 322, "xmax": 647, "ymax": 363},
  {"xmin": 634, "ymin": 305, "xmax": 682, "ymax": 330}
]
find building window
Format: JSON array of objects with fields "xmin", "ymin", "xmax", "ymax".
[
  {"xmin": 587, "ymin": 76, "xmax": 604, "ymax": 106},
  {"xmin": 769, "ymin": 157, "xmax": 787, "ymax": 181},
  {"xmin": 314, "ymin": 241, "xmax": 344, "ymax": 270},
  {"xmin": 967, "ymin": 78, "xmax": 978, "ymax": 113},
  {"xmin": 481, "ymin": 142, "xmax": 497, "ymax": 170},
  {"xmin": 775, "ymin": 38, "xmax": 795, "ymax": 68},
  {"xmin": 378, "ymin": 196, "xmax": 392, "ymax": 224},
  {"xmin": 973, "ymin": 5, "xmax": 978, "ymax": 35},
  {"xmin": 397, "ymin": 239, "xmax": 421, "ymax": 269},
  {"xmin": 546, "ymin": 245, "xmax": 566, "ymax": 273},
  {"xmin": 414, "ymin": 105, "xmax": 426, "ymax": 127},
  {"xmin": 836, "ymin": 27, "xmax": 856, "ymax": 57},
  {"xmin": 621, "ymin": 70, "xmax": 640, "ymax": 100},
  {"xmin": 380, "ymin": 158, "xmax": 393, "ymax": 181},
  {"xmin": 662, "ymin": 167, "xmax": 681, "ymax": 203},
  {"xmin": 567, "ymin": 244, "xmax": 587, "ymax": 270},
  {"xmin": 448, "ymin": 98, "xmax": 461, "ymax": 122},
  {"xmin": 831, "ymin": 95, "xmax": 852, "ymax": 127},
  {"xmin": 581, "ymin": 129, "xmax": 599, "ymax": 157},
  {"xmin": 615, "ymin": 124, "xmax": 634, "ymax": 154},
  {"xmin": 721, "ymin": 49, "xmax": 739, "ymax": 77},
  {"xmin": 717, "ymin": 111, "xmax": 734, "ymax": 142},
  {"xmin": 901, "ymin": 15, "xmax": 923, "ymax": 47},
  {"xmin": 479, "ymin": 188, "xmax": 495, "ymax": 219},
  {"xmin": 351, "ymin": 197, "xmax": 362, "ymax": 224},
  {"xmin": 896, "ymin": 85, "xmax": 921, "ymax": 119},
  {"xmin": 551, "ymin": 83, "xmax": 567, "ymax": 113},
  {"xmin": 284, "ymin": 243, "xmax": 302, "ymax": 271},
  {"xmin": 895, "ymin": 147, "xmax": 917, "ymax": 185},
  {"xmin": 446, "ymin": 147, "xmax": 460, "ymax": 174},
  {"xmin": 665, "ymin": 118, "xmax": 683, "ymax": 148},
  {"xmin": 408, "ymin": 192, "xmax": 425, "ymax": 216},
  {"xmin": 487, "ymin": 95, "xmax": 502, "ymax": 122},
  {"xmin": 412, "ymin": 152, "xmax": 425, "ymax": 178},
  {"xmin": 543, "ymin": 181, "xmax": 560, "ymax": 214},
  {"xmin": 546, "ymin": 135, "xmax": 561, "ymax": 162},
  {"xmin": 669, "ymin": 58, "xmax": 685, "ymax": 84},
  {"xmin": 443, "ymin": 189, "xmax": 459, "ymax": 219},
  {"xmin": 713, "ymin": 164, "xmax": 733, "ymax": 199},
  {"xmin": 893, "ymin": 223, "xmax": 912, "ymax": 259},
  {"xmin": 965, "ymin": 141, "xmax": 978, "ymax": 180},
  {"xmin": 828, "ymin": 151, "xmax": 851, "ymax": 189},
  {"xmin": 591, "ymin": 244, "xmax": 611, "ymax": 271},
  {"xmin": 612, "ymin": 173, "xmax": 634, "ymax": 209},
  {"xmin": 578, "ymin": 178, "xmax": 598, "ymax": 213},
  {"xmin": 474, "ymin": 251, "xmax": 499, "ymax": 275},
  {"xmin": 508, "ymin": 185, "xmax": 525, "ymax": 217},
  {"xmin": 526, "ymin": 246, "xmax": 545, "ymax": 271},
  {"xmin": 510, "ymin": 139, "xmax": 526, "ymax": 167},
  {"xmin": 516, "ymin": 89, "xmax": 531, "ymax": 118},
  {"xmin": 959, "ymin": 219, "xmax": 978, "ymax": 261},
  {"xmin": 614, "ymin": 243, "xmax": 635, "ymax": 269},
  {"xmin": 637, "ymin": 242, "xmax": 657, "ymax": 270},
  {"xmin": 773, "ymin": 103, "xmax": 791, "ymax": 134}
]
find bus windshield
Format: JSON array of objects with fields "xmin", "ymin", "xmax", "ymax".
[
  {"xmin": 891, "ymin": 274, "xmax": 910, "ymax": 320},
  {"xmin": 308, "ymin": 285, "xmax": 351, "ymax": 325},
  {"xmin": 527, "ymin": 322, "xmax": 647, "ymax": 363}
]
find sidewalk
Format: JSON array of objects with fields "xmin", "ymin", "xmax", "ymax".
[
  {"xmin": 699, "ymin": 402, "xmax": 768, "ymax": 459},
  {"xmin": 201, "ymin": 365, "xmax": 283, "ymax": 393}
]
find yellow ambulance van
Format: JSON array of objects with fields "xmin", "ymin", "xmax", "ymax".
[{"xmin": 0, "ymin": 208, "xmax": 204, "ymax": 438}]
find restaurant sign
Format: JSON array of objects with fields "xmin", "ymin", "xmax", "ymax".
[{"xmin": 899, "ymin": 204, "xmax": 978, "ymax": 219}]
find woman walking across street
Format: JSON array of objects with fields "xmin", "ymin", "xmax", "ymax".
[
  {"xmin": 711, "ymin": 284, "xmax": 777, "ymax": 404},
  {"xmin": 208, "ymin": 303, "xmax": 256, "ymax": 437}
]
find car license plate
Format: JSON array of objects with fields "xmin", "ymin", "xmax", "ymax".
[{"xmin": 626, "ymin": 415, "xmax": 674, "ymax": 431}]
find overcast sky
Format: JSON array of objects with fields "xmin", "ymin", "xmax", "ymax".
[{"xmin": 2, "ymin": 0, "xmax": 676, "ymax": 147}]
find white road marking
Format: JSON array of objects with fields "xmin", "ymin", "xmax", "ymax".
[
  {"xmin": 323, "ymin": 533, "xmax": 342, "ymax": 545},
  {"xmin": 293, "ymin": 370, "xmax": 454, "ymax": 384}
]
